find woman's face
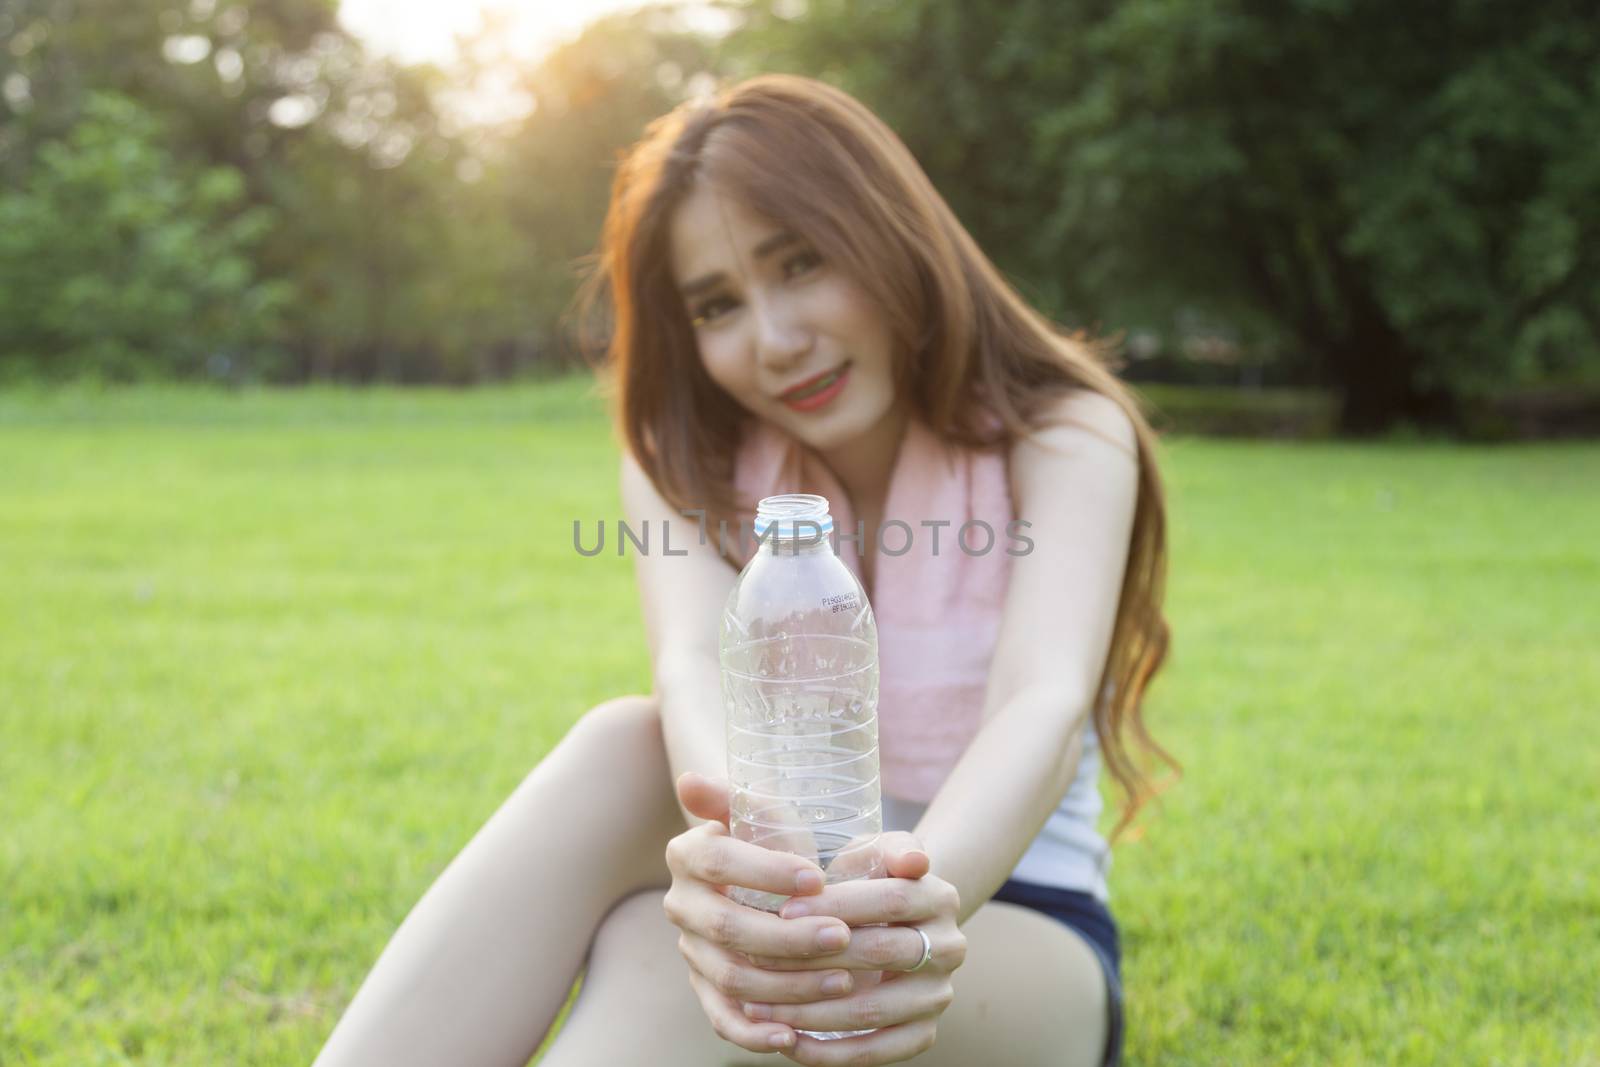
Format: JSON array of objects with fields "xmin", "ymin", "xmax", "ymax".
[{"xmin": 669, "ymin": 183, "xmax": 900, "ymax": 453}]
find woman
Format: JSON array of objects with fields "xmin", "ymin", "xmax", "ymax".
[{"xmin": 314, "ymin": 73, "xmax": 1174, "ymax": 1067}]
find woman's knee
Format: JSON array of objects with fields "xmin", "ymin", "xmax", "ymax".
[
  {"xmin": 564, "ymin": 888, "xmax": 768, "ymax": 1067},
  {"xmin": 536, "ymin": 695, "xmax": 679, "ymax": 889},
  {"xmin": 544, "ymin": 694, "xmax": 668, "ymax": 788},
  {"xmin": 924, "ymin": 902, "xmax": 1108, "ymax": 1067},
  {"xmin": 565, "ymin": 693, "xmax": 665, "ymax": 760}
]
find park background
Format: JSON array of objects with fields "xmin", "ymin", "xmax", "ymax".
[{"xmin": 2, "ymin": 1, "xmax": 1597, "ymax": 1063}]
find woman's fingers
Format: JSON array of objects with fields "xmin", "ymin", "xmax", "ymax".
[
  {"xmin": 678, "ymin": 934, "xmax": 856, "ymax": 1004},
  {"xmin": 877, "ymin": 831, "xmax": 932, "ymax": 880},
  {"xmin": 777, "ymin": 875, "xmax": 957, "ymax": 926},
  {"xmin": 685, "ymin": 966, "xmax": 800, "ymax": 1054},
  {"xmin": 778, "ymin": 1019, "xmax": 939, "ymax": 1066},
  {"xmin": 748, "ymin": 922, "xmax": 945, "ymax": 973},
  {"xmin": 666, "ymin": 821, "xmax": 828, "ymax": 899},
  {"xmin": 743, "ymin": 970, "xmax": 951, "ymax": 1033},
  {"xmin": 661, "ymin": 782, "xmax": 939, "ymax": 1058},
  {"xmin": 826, "ymin": 829, "xmax": 928, "ymax": 883},
  {"xmin": 675, "ymin": 772, "xmax": 822, "ymax": 876},
  {"xmin": 675, "ymin": 771, "xmax": 732, "ymax": 825},
  {"xmin": 664, "ymin": 879, "xmax": 852, "ymax": 960}
]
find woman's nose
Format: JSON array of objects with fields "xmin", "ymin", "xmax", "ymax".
[{"xmin": 751, "ymin": 296, "xmax": 812, "ymax": 369}]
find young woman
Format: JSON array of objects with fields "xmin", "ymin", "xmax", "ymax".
[{"xmin": 314, "ymin": 74, "xmax": 1173, "ymax": 1067}]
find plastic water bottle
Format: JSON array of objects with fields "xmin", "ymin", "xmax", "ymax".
[{"xmin": 722, "ymin": 493, "xmax": 884, "ymax": 1040}]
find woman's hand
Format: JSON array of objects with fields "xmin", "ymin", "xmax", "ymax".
[
  {"xmin": 743, "ymin": 831, "xmax": 967, "ymax": 1066},
  {"xmin": 663, "ymin": 772, "xmax": 861, "ymax": 1054},
  {"xmin": 662, "ymin": 771, "xmax": 960, "ymax": 1062}
]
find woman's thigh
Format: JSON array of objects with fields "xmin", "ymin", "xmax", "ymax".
[
  {"xmin": 316, "ymin": 694, "xmax": 685, "ymax": 1067},
  {"xmin": 917, "ymin": 900, "xmax": 1108, "ymax": 1067},
  {"xmin": 536, "ymin": 887, "xmax": 768, "ymax": 1067},
  {"xmin": 539, "ymin": 891, "xmax": 1108, "ymax": 1067}
]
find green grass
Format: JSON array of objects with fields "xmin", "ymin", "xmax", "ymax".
[{"xmin": 2, "ymin": 381, "xmax": 1596, "ymax": 1065}]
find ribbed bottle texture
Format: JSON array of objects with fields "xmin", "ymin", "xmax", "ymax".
[{"xmin": 721, "ymin": 494, "xmax": 885, "ymax": 1040}]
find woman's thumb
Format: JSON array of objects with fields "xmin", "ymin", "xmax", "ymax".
[
  {"xmin": 676, "ymin": 771, "xmax": 732, "ymax": 825},
  {"xmin": 880, "ymin": 832, "xmax": 931, "ymax": 879}
]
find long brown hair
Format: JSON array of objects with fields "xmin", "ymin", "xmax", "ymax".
[{"xmin": 578, "ymin": 73, "xmax": 1178, "ymax": 841}]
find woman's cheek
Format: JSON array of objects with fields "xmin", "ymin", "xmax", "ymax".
[{"xmin": 700, "ymin": 346, "xmax": 747, "ymax": 401}]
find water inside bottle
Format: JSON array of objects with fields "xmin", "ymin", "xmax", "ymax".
[
  {"xmin": 725, "ymin": 633, "xmax": 883, "ymax": 911},
  {"xmin": 722, "ymin": 498, "xmax": 885, "ymax": 1040}
]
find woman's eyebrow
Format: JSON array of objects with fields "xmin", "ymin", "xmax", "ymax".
[{"xmin": 678, "ymin": 231, "xmax": 801, "ymax": 297}]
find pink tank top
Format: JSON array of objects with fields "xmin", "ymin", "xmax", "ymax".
[{"xmin": 730, "ymin": 414, "xmax": 1015, "ymax": 804}]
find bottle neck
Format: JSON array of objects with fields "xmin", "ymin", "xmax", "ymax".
[{"xmin": 756, "ymin": 531, "xmax": 835, "ymax": 557}]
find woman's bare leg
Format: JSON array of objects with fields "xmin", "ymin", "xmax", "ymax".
[
  {"xmin": 313, "ymin": 694, "xmax": 684, "ymax": 1067},
  {"xmin": 914, "ymin": 901, "xmax": 1108, "ymax": 1066},
  {"xmin": 537, "ymin": 888, "xmax": 759, "ymax": 1067},
  {"xmin": 542, "ymin": 890, "xmax": 1108, "ymax": 1067}
]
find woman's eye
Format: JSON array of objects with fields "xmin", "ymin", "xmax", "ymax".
[
  {"xmin": 784, "ymin": 251, "xmax": 822, "ymax": 278},
  {"xmin": 689, "ymin": 254, "xmax": 818, "ymax": 326},
  {"xmin": 691, "ymin": 297, "xmax": 736, "ymax": 326}
]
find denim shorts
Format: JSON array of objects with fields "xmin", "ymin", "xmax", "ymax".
[{"xmin": 990, "ymin": 878, "xmax": 1124, "ymax": 1067}]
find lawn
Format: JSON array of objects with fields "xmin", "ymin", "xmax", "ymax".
[{"xmin": 2, "ymin": 380, "xmax": 1596, "ymax": 1065}]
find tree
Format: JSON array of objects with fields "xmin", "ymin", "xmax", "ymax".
[
  {"xmin": 0, "ymin": 92, "xmax": 287, "ymax": 382},
  {"xmin": 0, "ymin": 0, "xmax": 515, "ymax": 382},
  {"xmin": 722, "ymin": 0, "xmax": 1600, "ymax": 432},
  {"xmin": 496, "ymin": 6, "xmax": 723, "ymax": 366}
]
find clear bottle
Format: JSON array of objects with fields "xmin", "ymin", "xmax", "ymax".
[{"xmin": 722, "ymin": 493, "xmax": 884, "ymax": 1040}]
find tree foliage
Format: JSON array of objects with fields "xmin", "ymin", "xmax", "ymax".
[
  {"xmin": 0, "ymin": 92, "xmax": 285, "ymax": 381},
  {"xmin": 719, "ymin": 0, "xmax": 1600, "ymax": 430},
  {"xmin": 1, "ymin": 0, "xmax": 1595, "ymax": 431}
]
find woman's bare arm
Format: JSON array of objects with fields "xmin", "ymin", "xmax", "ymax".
[
  {"xmin": 913, "ymin": 390, "xmax": 1142, "ymax": 923},
  {"xmin": 619, "ymin": 449, "xmax": 740, "ymax": 829}
]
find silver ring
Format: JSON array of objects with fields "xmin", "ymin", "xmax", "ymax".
[{"xmin": 904, "ymin": 926, "xmax": 934, "ymax": 973}]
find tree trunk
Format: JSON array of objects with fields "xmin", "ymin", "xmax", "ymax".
[
  {"xmin": 1325, "ymin": 254, "xmax": 1461, "ymax": 434},
  {"xmin": 1334, "ymin": 327, "xmax": 1459, "ymax": 435},
  {"xmin": 1335, "ymin": 329, "xmax": 1416, "ymax": 434}
]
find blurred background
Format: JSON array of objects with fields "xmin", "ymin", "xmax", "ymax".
[
  {"xmin": 2, "ymin": 0, "xmax": 1597, "ymax": 436},
  {"xmin": 3, "ymin": 3, "xmax": 1597, "ymax": 1065}
]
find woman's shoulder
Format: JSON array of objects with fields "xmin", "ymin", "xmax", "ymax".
[
  {"xmin": 997, "ymin": 389, "xmax": 1140, "ymax": 517},
  {"xmin": 1044, "ymin": 388, "xmax": 1138, "ymax": 448},
  {"xmin": 1005, "ymin": 388, "xmax": 1138, "ymax": 459}
]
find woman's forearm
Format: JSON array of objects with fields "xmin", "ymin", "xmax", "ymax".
[
  {"xmin": 655, "ymin": 655, "xmax": 729, "ymax": 829},
  {"xmin": 911, "ymin": 686, "xmax": 1090, "ymax": 926},
  {"xmin": 658, "ymin": 663, "xmax": 1092, "ymax": 924}
]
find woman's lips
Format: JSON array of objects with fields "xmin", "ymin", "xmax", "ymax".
[{"xmin": 780, "ymin": 362, "xmax": 850, "ymax": 412}]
